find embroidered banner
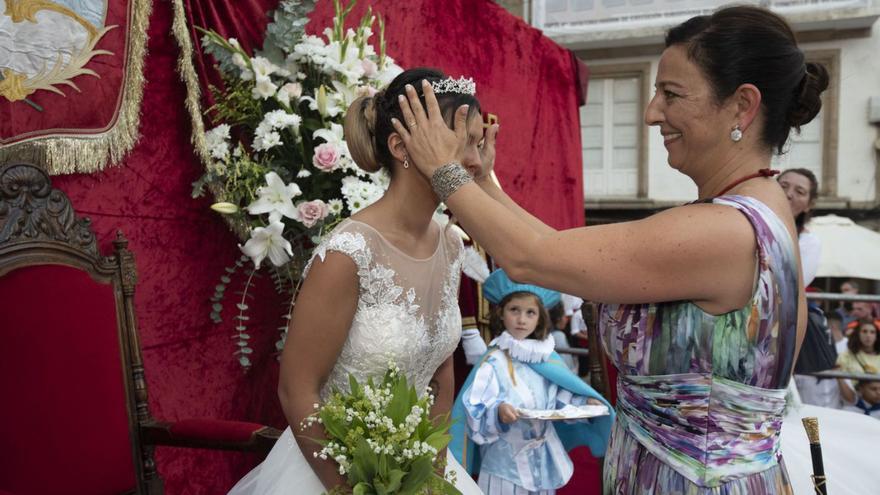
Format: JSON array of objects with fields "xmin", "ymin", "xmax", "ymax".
[{"xmin": 0, "ymin": 0, "xmax": 152, "ymax": 174}]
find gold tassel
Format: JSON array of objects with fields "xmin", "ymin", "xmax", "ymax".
[
  {"xmin": 505, "ymin": 350, "xmax": 517, "ymax": 386},
  {"xmin": 170, "ymin": 0, "xmax": 249, "ymax": 239},
  {"xmin": 0, "ymin": 0, "xmax": 154, "ymax": 175}
]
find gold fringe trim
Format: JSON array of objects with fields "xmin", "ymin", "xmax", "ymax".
[
  {"xmin": 171, "ymin": 0, "xmax": 248, "ymax": 239},
  {"xmin": 0, "ymin": 0, "xmax": 154, "ymax": 175},
  {"xmin": 170, "ymin": 0, "xmax": 210, "ymax": 165}
]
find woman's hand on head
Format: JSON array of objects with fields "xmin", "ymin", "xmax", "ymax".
[
  {"xmin": 475, "ymin": 123, "xmax": 499, "ymax": 183},
  {"xmin": 392, "ymin": 79, "xmax": 469, "ymax": 178}
]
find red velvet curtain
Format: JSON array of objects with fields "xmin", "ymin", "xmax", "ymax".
[{"xmin": 42, "ymin": 1, "xmax": 588, "ymax": 492}]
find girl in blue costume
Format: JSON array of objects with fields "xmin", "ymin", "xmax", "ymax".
[{"xmin": 450, "ymin": 269, "xmax": 613, "ymax": 494}]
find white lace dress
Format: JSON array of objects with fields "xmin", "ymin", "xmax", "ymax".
[{"xmin": 228, "ymin": 219, "xmax": 482, "ymax": 494}]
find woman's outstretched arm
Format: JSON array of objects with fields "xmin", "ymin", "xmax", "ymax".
[
  {"xmin": 392, "ymin": 80, "xmax": 759, "ymax": 314},
  {"xmin": 278, "ymin": 252, "xmax": 359, "ymax": 491}
]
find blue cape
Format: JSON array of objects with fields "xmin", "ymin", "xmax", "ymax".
[{"xmin": 449, "ymin": 348, "xmax": 614, "ymax": 475}]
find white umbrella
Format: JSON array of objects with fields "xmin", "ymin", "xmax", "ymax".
[{"xmin": 806, "ymin": 214, "xmax": 880, "ymax": 280}]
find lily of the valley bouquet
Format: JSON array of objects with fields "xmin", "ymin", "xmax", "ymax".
[
  {"xmin": 192, "ymin": 0, "xmax": 403, "ymax": 368},
  {"xmin": 304, "ymin": 365, "xmax": 459, "ymax": 495}
]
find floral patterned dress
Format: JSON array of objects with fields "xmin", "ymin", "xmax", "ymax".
[{"xmin": 599, "ymin": 196, "xmax": 799, "ymax": 494}]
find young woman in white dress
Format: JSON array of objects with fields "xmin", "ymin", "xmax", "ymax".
[{"xmin": 228, "ymin": 68, "xmax": 486, "ymax": 494}]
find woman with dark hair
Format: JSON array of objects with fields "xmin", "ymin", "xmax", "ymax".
[
  {"xmin": 779, "ymin": 168, "xmax": 821, "ymax": 285},
  {"xmin": 394, "ymin": 5, "xmax": 827, "ymax": 494},
  {"xmin": 228, "ymin": 68, "xmax": 485, "ymax": 494},
  {"xmin": 835, "ymin": 317, "xmax": 880, "ymax": 412}
]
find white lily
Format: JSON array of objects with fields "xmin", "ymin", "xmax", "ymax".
[
  {"xmin": 313, "ymin": 122, "xmax": 345, "ymax": 146},
  {"xmin": 330, "ymin": 80, "xmax": 359, "ymax": 110},
  {"xmin": 252, "ymin": 75, "xmax": 278, "ymax": 100},
  {"xmin": 246, "ymin": 172, "xmax": 301, "ymax": 222},
  {"xmin": 302, "ymin": 88, "xmax": 343, "ymax": 118},
  {"xmin": 240, "ymin": 221, "xmax": 293, "ymax": 268},
  {"xmin": 250, "ymin": 56, "xmax": 279, "ymax": 79}
]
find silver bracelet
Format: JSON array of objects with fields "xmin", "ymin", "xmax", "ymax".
[{"xmin": 430, "ymin": 162, "xmax": 472, "ymax": 202}]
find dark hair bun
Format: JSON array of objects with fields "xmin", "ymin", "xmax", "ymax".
[{"xmin": 787, "ymin": 62, "xmax": 830, "ymax": 128}]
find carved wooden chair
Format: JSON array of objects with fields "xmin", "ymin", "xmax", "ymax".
[{"xmin": 0, "ymin": 163, "xmax": 281, "ymax": 495}]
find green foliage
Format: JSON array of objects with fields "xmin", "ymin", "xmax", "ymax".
[
  {"xmin": 262, "ymin": 0, "xmax": 318, "ymax": 57},
  {"xmin": 306, "ymin": 367, "xmax": 459, "ymax": 494},
  {"xmin": 195, "ymin": 0, "xmax": 403, "ymax": 371}
]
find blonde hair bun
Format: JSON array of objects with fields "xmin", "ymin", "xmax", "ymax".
[{"xmin": 343, "ymin": 96, "xmax": 381, "ymax": 173}]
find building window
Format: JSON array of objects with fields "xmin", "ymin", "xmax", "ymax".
[
  {"xmin": 580, "ymin": 63, "xmax": 649, "ymax": 198},
  {"xmin": 771, "ymin": 108, "xmax": 823, "ymax": 179}
]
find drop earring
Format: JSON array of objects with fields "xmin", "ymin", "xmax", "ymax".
[
  {"xmin": 403, "ymin": 154, "xmax": 410, "ymax": 169},
  {"xmin": 730, "ymin": 124, "xmax": 743, "ymax": 142}
]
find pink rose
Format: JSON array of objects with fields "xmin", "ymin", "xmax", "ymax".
[
  {"xmin": 361, "ymin": 59, "xmax": 378, "ymax": 78},
  {"xmin": 312, "ymin": 143, "xmax": 341, "ymax": 172},
  {"xmin": 295, "ymin": 200, "xmax": 330, "ymax": 228}
]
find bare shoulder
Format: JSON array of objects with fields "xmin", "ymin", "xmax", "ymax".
[{"xmin": 635, "ymin": 201, "xmax": 757, "ymax": 255}]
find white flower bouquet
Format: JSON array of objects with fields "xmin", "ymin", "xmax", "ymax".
[
  {"xmin": 303, "ymin": 366, "xmax": 459, "ymax": 495},
  {"xmin": 192, "ymin": 0, "xmax": 404, "ymax": 368}
]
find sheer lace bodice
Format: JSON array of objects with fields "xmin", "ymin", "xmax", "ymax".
[{"xmin": 305, "ymin": 219, "xmax": 464, "ymax": 401}]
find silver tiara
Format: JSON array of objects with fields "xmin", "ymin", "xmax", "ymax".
[{"xmin": 431, "ymin": 76, "xmax": 476, "ymax": 95}]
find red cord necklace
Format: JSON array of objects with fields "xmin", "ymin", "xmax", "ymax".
[{"xmin": 716, "ymin": 168, "xmax": 780, "ymax": 196}]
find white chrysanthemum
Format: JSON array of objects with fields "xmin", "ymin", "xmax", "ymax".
[
  {"xmin": 327, "ymin": 199, "xmax": 343, "ymax": 216},
  {"xmin": 263, "ymin": 109, "xmax": 302, "ymax": 131},
  {"xmin": 205, "ymin": 124, "xmax": 231, "ymax": 161},
  {"xmin": 253, "ymin": 129, "xmax": 282, "ymax": 151}
]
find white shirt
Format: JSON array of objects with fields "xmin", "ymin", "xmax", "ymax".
[{"xmin": 799, "ymin": 231, "xmax": 821, "ymax": 287}]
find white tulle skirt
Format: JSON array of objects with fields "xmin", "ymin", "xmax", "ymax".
[{"xmin": 228, "ymin": 427, "xmax": 482, "ymax": 494}]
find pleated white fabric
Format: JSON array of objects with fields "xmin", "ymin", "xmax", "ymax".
[{"xmin": 478, "ymin": 472, "xmax": 555, "ymax": 495}]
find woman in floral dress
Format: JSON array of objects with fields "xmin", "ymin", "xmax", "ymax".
[{"xmin": 394, "ymin": 5, "xmax": 828, "ymax": 494}]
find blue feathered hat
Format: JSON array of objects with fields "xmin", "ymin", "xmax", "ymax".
[{"xmin": 482, "ymin": 269, "xmax": 560, "ymax": 309}]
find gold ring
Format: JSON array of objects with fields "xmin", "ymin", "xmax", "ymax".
[{"xmin": 408, "ymin": 121, "xmax": 417, "ymax": 127}]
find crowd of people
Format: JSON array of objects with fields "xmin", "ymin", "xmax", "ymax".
[{"xmin": 783, "ymin": 165, "xmax": 880, "ymax": 417}]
